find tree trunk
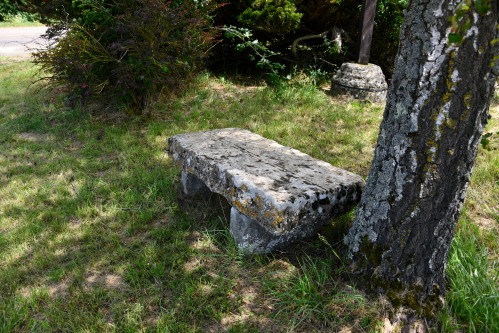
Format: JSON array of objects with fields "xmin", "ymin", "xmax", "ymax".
[{"xmin": 345, "ymin": 0, "xmax": 498, "ymax": 318}]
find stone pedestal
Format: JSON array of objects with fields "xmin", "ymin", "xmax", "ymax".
[{"xmin": 331, "ymin": 62, "xmax": 388, "ymax": 102}]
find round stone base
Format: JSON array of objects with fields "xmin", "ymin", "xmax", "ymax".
[{"xmin": 331, "ymin": 62, "xmax": 388, "ymax": 102}]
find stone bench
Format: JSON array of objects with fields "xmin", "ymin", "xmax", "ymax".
[{"xmin": 168, "ymin": 128, "xmax": 365, "ymax": 254}]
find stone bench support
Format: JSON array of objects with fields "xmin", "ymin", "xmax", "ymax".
[{"xmin": 168, "ymin": 128, "xmax": 365, "ymax": 253}]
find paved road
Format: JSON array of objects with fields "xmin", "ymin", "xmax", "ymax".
[{"xmin": 0, "ymin": 26, "xmax": 48, "ymax": 56}]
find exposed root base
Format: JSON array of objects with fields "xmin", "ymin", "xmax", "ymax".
[{"xmin": 382, "ymin": 305, "xmax": 431, "ymax": 333}]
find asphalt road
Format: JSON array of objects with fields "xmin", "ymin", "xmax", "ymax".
[{"xmin": 0, "ymin": 26, "xmax": 48, "ymax": 56}]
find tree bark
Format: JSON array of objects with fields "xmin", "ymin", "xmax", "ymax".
[
  {"xmin": 357, "ymin": 0, "xmax": 378, "ymax": 64},
  {"xmin": 345, "ymin": 0, "xmax": 498, "ymax": 317}
]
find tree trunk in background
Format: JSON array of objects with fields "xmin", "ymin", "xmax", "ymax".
[
  {"xmin": 345, "ymin": 0, "xmax": 498, "ymax": 318},
  {"xmin": 357, "ymin": 0, "xmax": 378, "ymax": 64}
]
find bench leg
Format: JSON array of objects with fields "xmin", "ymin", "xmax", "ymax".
[
  {"xmin": 230, "ymin": 207, "xmax": 282, "ymax": 254},
  {"xmin": 181, "ymin": 171, "xmax": 210, "ymax": 196}
]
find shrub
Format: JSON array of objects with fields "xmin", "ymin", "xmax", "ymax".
[
  {"xmin": 238, "ymin": 0, "xmax": 303, "ymax": 35},
  {"xmin": 32, "ymin": 0, "xmax": 217, "ymax": 112}
]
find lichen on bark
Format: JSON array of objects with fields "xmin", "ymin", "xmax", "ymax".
[{"xmin": 345, "ymin": 0, "xmax": 499, "ymax": 318}]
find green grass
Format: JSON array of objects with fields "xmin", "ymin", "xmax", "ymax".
[
  {"xmin": 0, "ymin": 59, "xmax": 497, "ymax": 332},
  {"xmin": 445, "ymin": 215, "xmax": 499, "ymax": 333},
  {"xmin": 442, "ymin": 103, "xmax": 499, "ymax": 333},
  {"xmin": 0, "ymin": 14, "xmax": 43, "ymax": 27}
]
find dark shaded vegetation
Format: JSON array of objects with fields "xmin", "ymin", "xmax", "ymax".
[
  {"xmin": 20, "ymin": 0, "xmax": 406, "ymax": 112},
  {"xmin": 31, "ymin": 0, "xmax": 217, "ymax": 112},
  {"xmin": 210, "ymin": 0, "xmax": 406, "ymax": 78}
]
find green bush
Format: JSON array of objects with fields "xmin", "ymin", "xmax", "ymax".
[
  {"xmin": 371, "ymin": 0, "xmax": 407, "ymax": 73},
  {"xmin": 0, "ymin": 0, "xmax": 36, "ymax": 22},
  {"xmin": 238, "ymin": 0, "xmax": 303, "ymax": 35},
  {"xmin": 32, "ymin": 0, "xmax": 217, "ymax": 112},
  {"xmin": 0, "ymin": 0, "xmax": 19, "ymax": 21}
]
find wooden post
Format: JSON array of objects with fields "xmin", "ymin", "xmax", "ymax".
[{"xmin": 357, "ymin": 0, "xmax": 378, "ymax": 64}]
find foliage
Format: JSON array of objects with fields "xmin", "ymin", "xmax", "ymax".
[
  {"xmin": 448, "ymin": 0, "xmax": 494, "ymax": 44},
  {"xmin": 24, "ymin": 0, "xmax": 80, "ymax": 24},
  {"xmin": 32, "ymin": 0, "xmax": 217, "ymax": 112},
  {"xmin": 0, "ymin": 0, "xmax": 18, "ymax": 21},
  {"xmin": 210, "ymin": 0, "xmax": 406, "ymax": 79},
  {"xmin": 370, "ymin": 0, "xmax": 407, "ymax": 72},
  {"xmin": 221, "ymin": 26, "xmax": 286, "ymax": 85},
  {"xmin": 238, "ymin": 0, "xmax": 303, "ymax": 35},
  {"xmin": 0, "ymin": 15, "xmax": 42, "ymax": 27},
  {"xmin": 0, "ymin": 0, "xmax": 36, "ymax": 22},
  {"xmin": 295, "ymin": 0, "xmax": 344, "ymax": 30}
]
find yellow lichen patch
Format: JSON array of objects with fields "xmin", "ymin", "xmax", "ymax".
[
  {"xmin": 446, "ymin": 117, "xmax": 456, "ymax": 129},
  {"xmin": 263, "ymin": 210, "xmax": 273, "ymax": 219},
  {"xmin": 233, "ymin": 198, "xmax": 257, "ymax": 219},
  {"xmin": 270, "ymin": 209, "xmax": 284, "ymax": 227},
  {"xmin": 425, "ymin": 138, "xmax": 438, "ymax": 164},
  {"xmin": 460, "ymin": 92, "xmax": 473, "ymax": 121},
  {"xmin": 230, "ymin": 193, "xmax": 286, "ymax": 228},
  {"xmin": 253, "ymin": 194, "xmax": 264, "ymax": 208}
]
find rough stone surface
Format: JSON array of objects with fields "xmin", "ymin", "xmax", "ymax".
[
  {"xmin": 229, "ymin": 206, "xmax": 323, "ymax": 253},
  {"xmin": 181, "ymin": 171, "xmax": 210, "ymax": 196},
  {"xmin": 168, "ymin": 128, "xmax": 365, "ymax": 253},
  {"xmin": 331, "ymin": 62, "xmax": 388, "ymax": 102}
]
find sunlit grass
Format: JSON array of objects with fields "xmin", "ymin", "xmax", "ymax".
[
  {"xmin": 442, "ymin": 104, "xmax": 499, "ymax": 333},
  {"xmin": 0, "ymin": 59, "xmax": 497, "ymax": 332},
  {"xmin": 445, "ymin": 215, "xmax": 499, "ymax": 333},
  {"xmin": 0, "ymin": 15, "xmax": 43, "ymax": 27}
]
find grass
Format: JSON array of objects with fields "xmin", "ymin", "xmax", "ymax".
[
  {"xmin": 443, "ymin": 101, "xmax": 499, "ymax": 333},
  {"xmin": 0, "ymin": 57, "xmax": 497, "ymax": 332},
  {"xmin": 0, "ymin": 15, "xmax": 43, "ymax": 28},
  {"xmin": 444, "ymin": 215, "xmax": 499, "ymax": 332}
]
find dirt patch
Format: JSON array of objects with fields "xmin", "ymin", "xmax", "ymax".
[
  {"xmin": 474, "ymin": 215, "xmax": 499, "ymax": 232},
  {"xmin": 48, "ymin": 280, "xmax": 70, "ymax": 298},
  {"xmin": 16, "ymin": 132, "xmax": 53, "ymax": 142},
  {"xmin": 85, "ymin": 272, "xmax": 127, "ymax": 291},
  {"xmin": 209, "ymin": 81, "xmax": 262, "ymax": 100}
]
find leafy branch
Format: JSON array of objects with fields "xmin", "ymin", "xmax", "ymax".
[{"xmin": 216, "ymin": 25, "xmax": 285, "ymax": 75}]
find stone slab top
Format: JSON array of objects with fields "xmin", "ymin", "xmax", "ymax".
[{"xmin": 168, "ymin": 128, "xmax": 365, "ymax": 234}]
